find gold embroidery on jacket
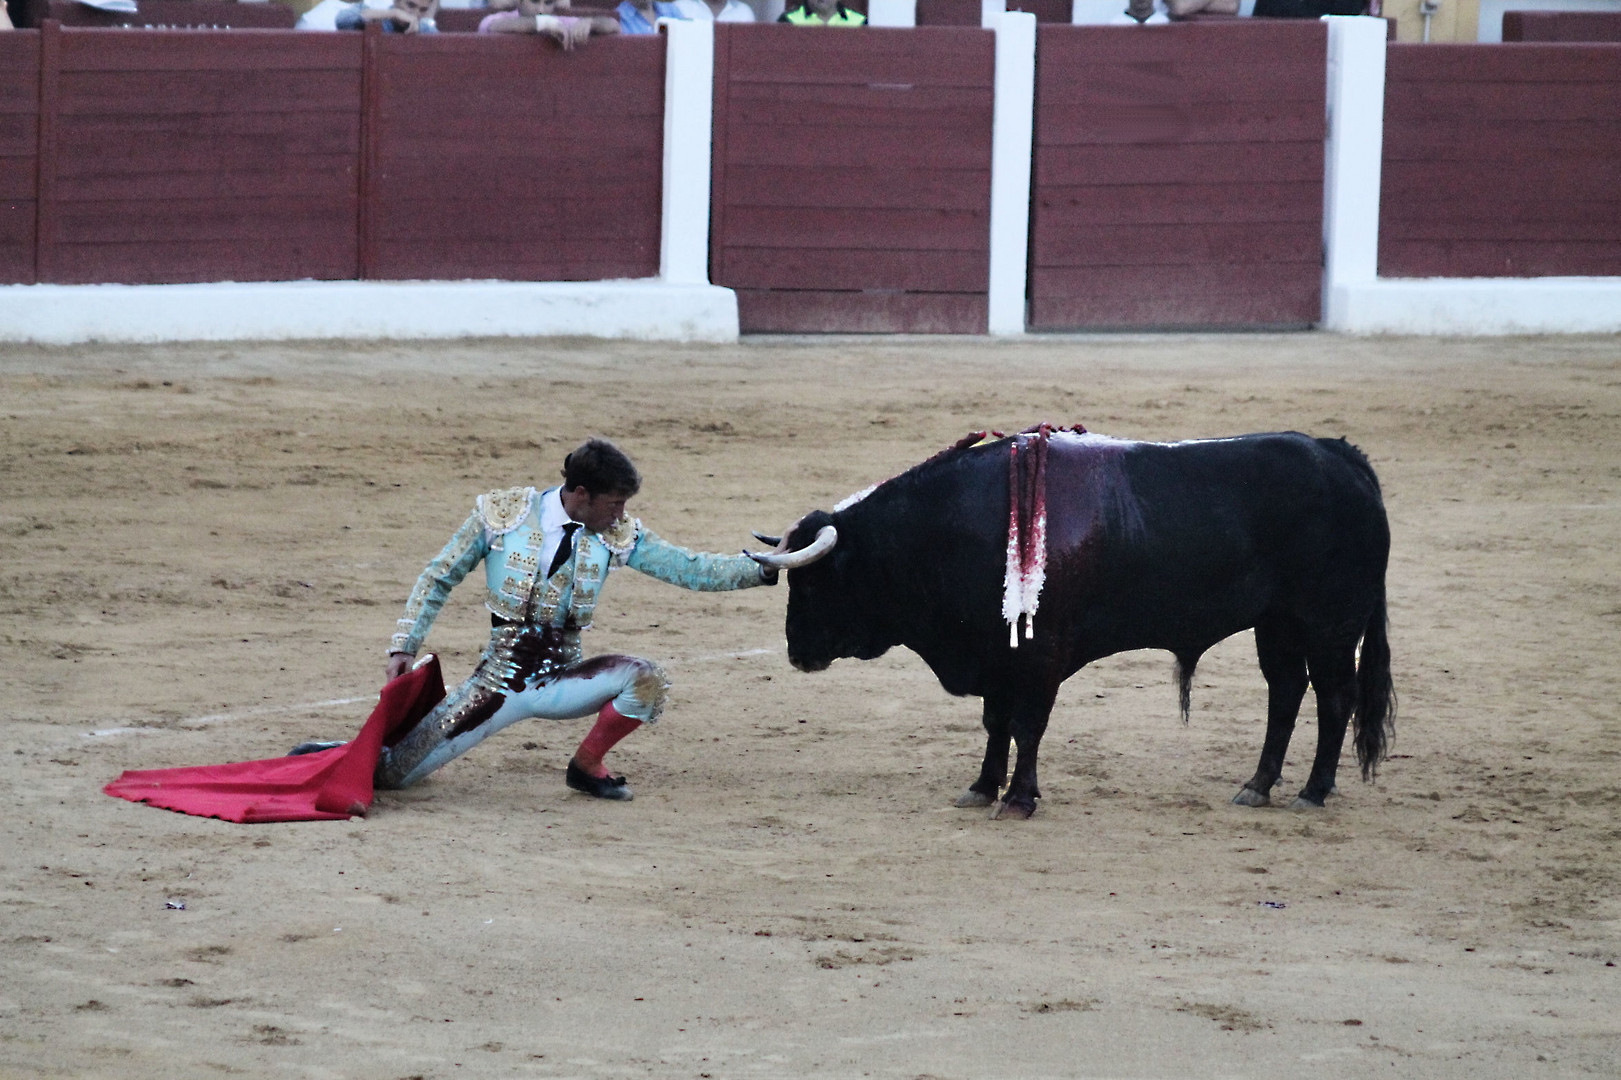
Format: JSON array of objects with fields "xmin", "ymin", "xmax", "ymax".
[
  {"xmin": 476, "ymin": 486, "xmax": 535, "ymax": 537},
  {"xmin": 599, "ymin": 513, "xmax": 641, "ymax": 560}
]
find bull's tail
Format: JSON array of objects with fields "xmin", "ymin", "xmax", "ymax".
[
  {"xmin": 1173, "ymin": 650, "xmax": 1200, "ymax": 724},
  {"xmin": 1352, "ymin": 594, "xmax": 1396, "ymax": 781}
]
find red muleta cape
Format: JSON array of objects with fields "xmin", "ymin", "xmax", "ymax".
[{"xmin": 103, "ymin": 657, "xmax": 446, "ymax": 823}]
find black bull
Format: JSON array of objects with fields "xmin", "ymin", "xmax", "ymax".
[{"xmin": 774, "ymin": 431, "xmax": 1395, "ymax": 819}]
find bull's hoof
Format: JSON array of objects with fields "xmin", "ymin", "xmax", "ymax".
[
  {"xmin": 954, "ymin": 788, "xmax": 996, "ymax": 808},
  {"xmin": 992, "ymin": 799, "xmax": 1036, "ymax": 821},
  {"xmin": 1288, "ymin": 794, "xmax": 1326, "ymax": 810},
  {"xmin": 1231, "ymin": 786, "xmax": 1270, "ymax": 808}
]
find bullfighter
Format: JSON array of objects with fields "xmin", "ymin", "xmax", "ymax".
[{"xmin": 293, "ymin": 438, "xmax": 774, "ymax": 801}]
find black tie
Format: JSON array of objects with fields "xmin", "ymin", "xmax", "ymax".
[{"xmin": 547, "ymin": 522, "xmax": 581, "ymax": 579}]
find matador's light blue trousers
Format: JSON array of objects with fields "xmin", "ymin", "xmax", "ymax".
[{"xmin": 376, "ymin": 645, "xmax": 669, "ymax": 789}]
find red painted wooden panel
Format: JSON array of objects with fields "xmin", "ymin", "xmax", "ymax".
[
  {"xmin": 725, "ymin": 206, "xmax": 988, "ymax": 251},
  {"xmin": 1503, "ymin": 11, "xmax": 1621, "ymax": 42},
  {"xmin": 1037, "ymin": 96, "xmax": 1324, "ymax": 145},
  {"xmin": 49, "ymin": 239, "xmax": 357, "ymax": 284},
  {"xmin": 0, "ymin": 159, "xmax": 36, "ymax": 201},
  {"xmin": 371, "ymin": 240, "xmax": 661, "ymax": 282},
  {"xmin": 1035, "ymin": 144, "xmax": 1322, "ymax": 195},
  {"xmin": 1384, "ymin": 82, "xmax": 1621, "ymax": 121},
  {"xmin": 1028, "ymin": 22, "xmax": 1325, "ymax": 329},
  {"xmin": 374, "ymin": 203, "xmax": 660, "ymax": 243},
  {"xmin": 1383, "ymin": 159, "xmax": 1621, "ymax": 200},
  {"xmin": 366, "ymin": 33, "xmax": 664, "ymax": 281},
  {"xmin": 1379, "ymin": 206, "xmax": 1621, "ymax": 240},
  {"xmin": 59, "ymin": 70, "xmax": 363, "ymax": 115},
  {"xmin": 1031, "ymin": 221, "xmax": 1322, "ymax": 267},
  {"xmin": 727, "ymin": 80, "xmax": 990, "ymax": 109},
  {"xmin": 712, "ymin": 24, "xmax": 995, "ymax": 332},
  {"xmin": 1386, "ymin": 41, "xmax": 1621, "ymax": 81},
  {"xmin": 1383, "ymin": 119, "xmax": 1619, "ymax": 158},
  {"xmin": 53, "ymin": 197, "xmax": 353, "ymax": 244},
  {"xmin": 1036, "ymin": 62, "xmax": 1327, "ymax": 109},
  {"xmin": 730, "ymin": 96, "xmax": 992, "ymax": 129},
  {"xmin": 55, "ymin": 28, "xmax": 358, "ymax": 70},
  {"xmin": 724, "ymin": 25, "xmax": 994, "ymax": 84},
  {"xmin": 1006, "ymin": 0, "xmax": 1072, "ymax": 22},
  {"xmin": 0, "ymin": 31, "xmax": 38, "ymax": 284},
  {"xmin": 40, "ymin": 28, "xmax": 362, "ymax": 284},
  {"xmin": 1036, "ymin": 181, "xmax": 1320, "ymax": 225},
  {"xmin": 724, "ymin": 166, "xmax": 990, "ymax": 209},
  {"xmin": 1380, "ymin": 242, "xmax": 1621, "ymax": 278},
  {"xmin": 726, "ymin": 123, "xmax": 991, "ymax": 168},
  {"xmin": 736, "ymin": 290, "xmax": 987, "ymax": 333},
  {"xmin": 915, "ymin": 0, "xmax": 981, "ymax": 24},
  {"xmin": 1380, "ymin": 42, "xmax": 1621, "ymax": 278},
  {"xmin": 1030, "ymin": 261, "xmax": 1320, "ymax": 328},
  {"xmin": 724, "ymin": 248, "xmax": 989, "ymax": 291},
  {"xmin": 1041, "ymin": 18, "xmax": 1325, "ymax": 62}
]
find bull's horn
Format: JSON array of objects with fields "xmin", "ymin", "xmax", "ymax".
[
  {"xmin": 748, "ymin": 525, "xmax": 837, "ymax": 570},
  {"xmin": 751, "ymin": 530, "xmax": 783, "ymax": 547}
]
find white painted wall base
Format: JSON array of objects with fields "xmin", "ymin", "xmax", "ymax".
[
  {"xmin": 0, "ymin": 280, "xmax": 741, "ymax": 345},
  {"xmin": 1325, "ymin": 277, "xmax": 1621, "ymax": 335}
]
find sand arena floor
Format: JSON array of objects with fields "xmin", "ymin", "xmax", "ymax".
[{"xmin": 1, "ymin": 333, "xmax": 1618, "ymax": 1079}]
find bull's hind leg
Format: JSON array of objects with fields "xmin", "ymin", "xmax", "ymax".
[
  {"xmin": 1235, "ymin": 618, "xmax": 1309, "ymax": 807},
  {"xmin": 956, "ymin": 688, "xmax": 1012, "ymax": 808},
  {"xmin": 1291, "ymin": 648, "xmax": 1357, "ymax": 808}
]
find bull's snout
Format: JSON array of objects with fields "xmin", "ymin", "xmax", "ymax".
[{"xmin": 787, "ymin": 651, "xmax": 831, "ymax": 674}]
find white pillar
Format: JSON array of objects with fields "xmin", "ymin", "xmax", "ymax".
[
  {"xmin": 981, "ymin": 0, "xmax": 1007, "ymax": 25},
  {"xmin": 660, "ymin": 19, "xmax": 715, "ymax": 285},
  {"xmin": 1321, "ymin": 15, "xmax": 1387, "ymax": 328},
  {"xmin": 987, "ymin": 10, "xmax": 1036, "ymax": 335},
  {"xmin": 867, "ymin": 0, "xmax": 917, "ymax": 26}
]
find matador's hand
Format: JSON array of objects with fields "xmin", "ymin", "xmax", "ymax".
[{"xmin": 386, "ymin": 652, "xmax": 416, "ymax": 682}]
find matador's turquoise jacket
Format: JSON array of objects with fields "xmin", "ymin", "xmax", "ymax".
[{"xmin": 391, "ymin": 485, "xmax": 767, "ymax": 663}]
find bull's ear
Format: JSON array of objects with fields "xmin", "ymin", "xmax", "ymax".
[{"xmin": 751, "ymin": 531, "xmax": 783, "ymax": 547}]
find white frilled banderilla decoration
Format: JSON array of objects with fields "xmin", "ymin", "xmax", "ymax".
[{"xmin": 1002, "ymin": 423, "xmax": 1084, "ymax": 648}]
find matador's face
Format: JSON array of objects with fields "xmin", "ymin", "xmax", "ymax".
[{"xmin": 565, "ymin": 488, "xmax": 631, "ymax": 534}]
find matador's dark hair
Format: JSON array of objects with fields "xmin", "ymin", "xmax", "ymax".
[{"xmin": 562, "ymin": 438, "xmax": 641, "ymax": 497}]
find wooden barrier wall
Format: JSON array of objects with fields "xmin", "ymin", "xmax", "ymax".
[
  {"xmin": 367, "ymin": 34, "xmax": 664, "ymax": 281},
  {"xmin": 0, "ymin": 33, "xmax": 39, "ymax": 284},
  {"xmin": 915, "ymin": 0, "xmax": 1072, "ymax": 24},
  {"xmin": 1502, "ymin": 12, "xmax": 1621, "ymax": 42},
  {"xmin": 1380, "ymin": 44, "xmax": 1621, "ymax": 278},
  {"xmin": 1028, "ymin": 21, "xmax": 1327, "ymax": 329},
  {"xmin": 13, "ymin": 24, "xmax": 664, "ymax": 286},
  {"xmin": 40, "ymin": 30, "xmax": 361, "ymax": 284},
  {"xmin": 709, "ymin": 24, "xmax": 995, "ymax": 333}
]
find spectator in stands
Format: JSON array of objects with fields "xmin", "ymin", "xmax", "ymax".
[
  {"xmin": 1251, "ymin": 0, "xmax": 1365, "ymax": 14},
  {"xmin": 779, "ymin": 0, "xmax": 863, "ymax": 24},
  {"xmin": 1117, "ymin": 0, "xmax": 1169, "ymax": 21},
  {"xmin": 673, "ymin": 0, "xmax": 754, "ymax": 21},
  {"xmin": 615, "ymin": 0, "xmax": 685, "ymax": 32},
  {"xmin": 335, "ymin": 0, "xmax": 440, "ymax": 31},
  {"xmin": 480, "ymin": 0, "xmax": 618, "ymax": 43},
  {"xmin": 1164, "ymin": 0, "xmax": 1239, "ymax": 16}
]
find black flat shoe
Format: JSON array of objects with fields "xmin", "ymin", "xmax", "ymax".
[
  {"xmin": 565, "ymin": 759, "xmax": 633, "ymax": 801},
  {"xmin": 287, "ymin": 740, "xmax": 347, "ymax": 757}
]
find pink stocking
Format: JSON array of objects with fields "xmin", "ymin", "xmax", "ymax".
[{"xmin": 572, "ymin": 703, "xmax": 641, "ymax": 778}]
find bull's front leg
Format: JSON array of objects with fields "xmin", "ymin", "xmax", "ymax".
[
  {"xmin": 955, "ymin": 688, "xmax": 1012, "ymax": 808},
  {"xmin": 993, "ymin": 682, "xmax": 1060, "ymax": 821}
]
